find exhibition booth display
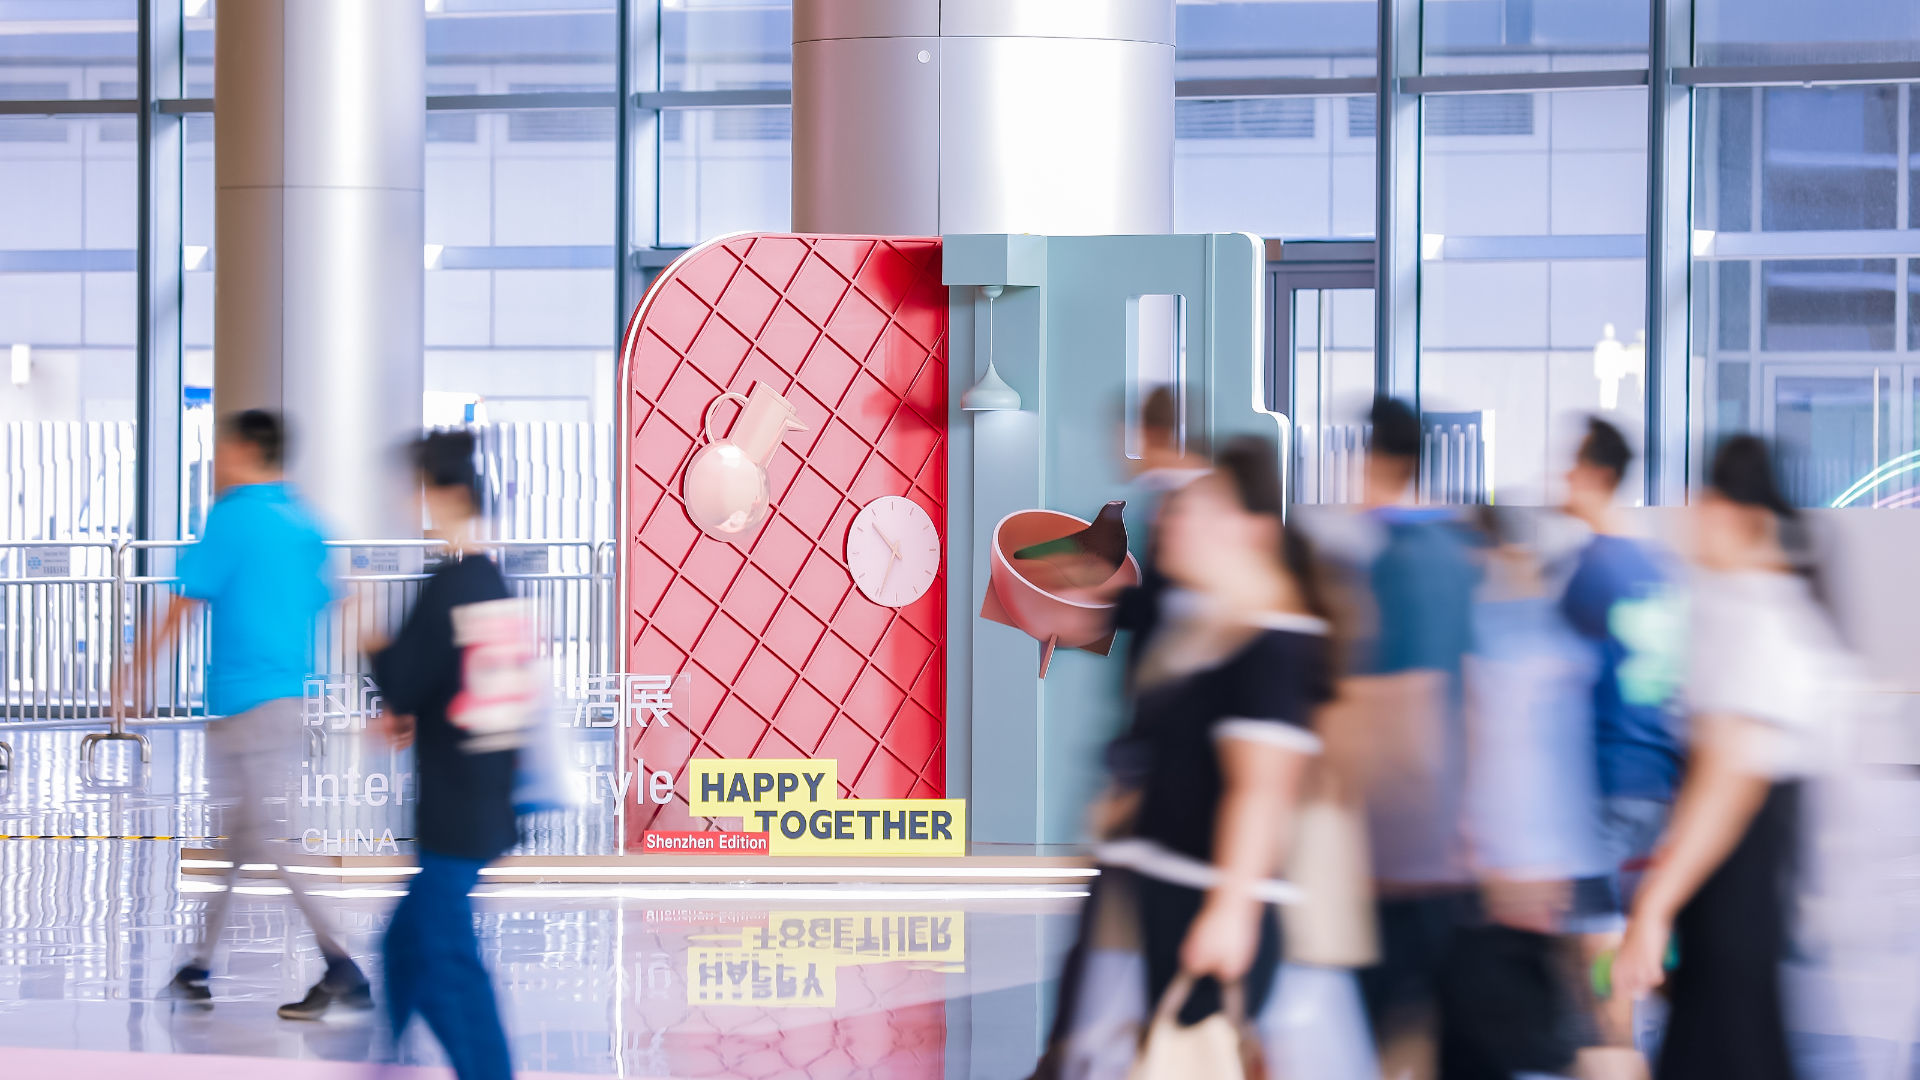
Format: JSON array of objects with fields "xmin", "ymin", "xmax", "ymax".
[{"xmin": 187, "ymin": 230, "xmax": 1276, "ymax": 883}]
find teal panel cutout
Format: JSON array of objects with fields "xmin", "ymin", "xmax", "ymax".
[{"xmin": 942, "ymin": 234, "xmax": 1278, "ymax": 847}]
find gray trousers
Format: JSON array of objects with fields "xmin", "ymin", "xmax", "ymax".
[{"xmin": 192, "ymin": 698, "xmax": 346, "ymax": 965}]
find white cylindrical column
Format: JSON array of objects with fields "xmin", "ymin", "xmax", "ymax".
[
  {"xmin": 793, "ymin": 0, "xmax": 1174, "ymax": 236},
  {"xmin": 216, "ymin": 0, "xmax": 425, "ymax": 538}
]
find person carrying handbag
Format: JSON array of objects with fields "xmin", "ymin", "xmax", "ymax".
[
  {"xmin": 364, "ymin": 431, "xmax": 530, "ymax": 1080},
  {"xmin": 1032, "ymin": 437, "xmax": 1334, "ymax": 1080}
]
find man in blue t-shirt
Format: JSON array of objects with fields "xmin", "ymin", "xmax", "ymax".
[
  {"xmin": 1324, "ymin": 399, "xmax": 1493, "ymax": 1067},
  {"xmin": 140, "ymin": 410, "xmax": 368, "ymax": 1018},
  {"xmin": 1560, "ymin": 416, "xmax": 1685, "ymax": 1053}
]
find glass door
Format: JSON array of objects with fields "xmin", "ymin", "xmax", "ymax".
[
  {"xmin": 1758, "ymin": 364, "xmax": 1899, "ymax": 508},
  {"xmin": 1266, "ymin": 242, "xmax": 1376, "ymax": 505}
]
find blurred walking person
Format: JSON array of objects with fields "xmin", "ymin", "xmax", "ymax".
[
  {"xmin": 1560, "ymin": 418, "xmax": 1685, "ymax": 1073},
  {"xmin": 1114, "ymin": 384, "xmax": 1211, "ymax": 679},
  {"xmin": 1613, "ymin": 436, "xmax": 1842, "ymax": 1080},
  {"xmin": 366, "ymin": 431, "xmax": 529, "ymax": 1080},
  {"xmin": 147, "ymin": 409, "xmax": 369, "ymax": 1017},
  {"xmin": 1030, "ymin": 436, "xmax": 1335, "ymax": 1078},
  {"xmin": 1456, "ymin": 507, "xmax": 1609, "ymax": 1078},
  {"xmin": 1333, "ymin": 397, "xmax": 1483, "ymax": 1078}
]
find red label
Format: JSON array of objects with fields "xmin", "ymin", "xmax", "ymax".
[{"xmin": 641, "ymin": 831, "xmax": 770, "ymax": 855}]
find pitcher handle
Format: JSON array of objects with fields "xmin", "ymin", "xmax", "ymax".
[{"xmin": 701, "ymin": 391, "xmax": 751, "ymax": 444}]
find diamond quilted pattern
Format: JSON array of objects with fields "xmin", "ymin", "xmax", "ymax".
[
  {"xmin": 754, "ymin": 302, "xmax": 822, "ymax": 373},
  {"xmin": 672, "ymin": 242, "xmax": 738, "ymax": 304},
  {"xmin": 658, "ymin": 363, "xmax": 728, "ymax": 435},
  {"xmin": 872, "ymin": 621, "xmax": 937, "ymax": 692},
  {"xmin": 791, "ymin": 548, "xmax": 852, "ymax": 623},
  {"xmin": 638, "ymin": 501, "xmax": 699, "ymax": 567},
  {"xmin": 853, "ymin": 750, "xmax": 917, "ymax": 799},
  {"xmin": 622, "ymin": 235, "xmax": 947, "ymax": 846},
  {"xmin": 825, "ymin": 287, "xmax": 890, "ymax": 361},
  {"xmin": 878, "ymin": 324, "xmax": 934, "ymax": 399},
  {"xmin": 846, "ymin": 666, "xmax": 908, "ymax": 741},
  {"xmin": 884, "ymin": 699, "xmax": 942, "ymax": 774},
  {"xmin": 850, "ymin": 451, "xmax": 912, "ymax": 507},
  {"xmin": 742, "ymin": 234, "xmax": 808, "ymax": 291},
  {"xmin": 682, "ymin": 316, "xmax": 753, "ymax": 389},
  {"xmin": 629, "ymin": 335, "xmax": 676, "ymax": 401},
  {"xmin": 840, "ymin": 371, "xmax": 899, "ymax": 444},
  {"xmin": 715, "ymin": 264, "xmax": 782, "ymax": 339},
  {"xmin": 817, "ymin": 718, "xmax": 879, "ymax": 794},
  {"xmin": 832, "ymin": 593, "xmax": 891, "ymax": 655},
  {"xmin": 631, "ymin": 626, "xmax": 687, "ymax": 683},
  {"xmin": 798, "ymin": 337, "xmax": 862, "ymax": 408},
  {"xmin": 802, "ymin": 632, "xmax": 864, "ymax": 701},
  {"xmin": 626, "ymin": 542, "xmax": 672, "ymax": 618},
  {"xmin": 877, "ymin": 409, "xmax": 942, "ymax": 488},
  {"xmin": 722, "ymin": 564, "xmax": 783, "ymax": 635},
  {"xmin": 864, "ymin": 243, "xmax": 924, "ymax": 311},
  {"xmin": 748, "ymin": 514, "xmax": 812, "ymax": 588},
  {"xmin": 763, "ymin": 602, "xmax": 826, "ymax": 671},
  {"xmin": 814, "ymin": 236, "xmax": 876, "ymax": 279},
  {"xmin": 704, "ymin": 698, "xmax": 770, "ymax": 758},
  {"xmin": 692, "ymin": 613, "xmax": 756, "ymax": 685},
  {"xmin": 679, "ymin": 538, "xmax": 745, "ymax": 606},
  {"xmin": 734, "ymin": 647, "xmax": 799, "ymax": 718},
  {"xmin": 647, "ymin": 281, "xmax": 710, "ymax": 355},
  {"xmin": 786, "ymin": 257, "xmax": 850, "ymax": 326},
  {"xmin": 632, "ymin": 412, "xmax": 695, "ymax": 488},
  {"xmin": 652, "ymin": 579, "xmax": 719, "ymax": 653},
  {"xmin": 777, "ymin": 466, "xmax": 841, "ymax": 539}
]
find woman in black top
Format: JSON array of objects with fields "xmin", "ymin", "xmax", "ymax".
[
  {"xmin": 1035, "ymin": 436, "xmax": 1336, "ymax": 1073},
  {"xmin": 367, "ymin": 431, "xmax": 525, "ymax": 1080}
]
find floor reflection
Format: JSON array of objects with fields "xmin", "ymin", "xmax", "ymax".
[{"xmin": 0, "ymin": 727, "xmax": 1080, "ymax": 1077}]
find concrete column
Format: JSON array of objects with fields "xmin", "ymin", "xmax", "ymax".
[
  {"xmin": 216, "ymin": 0, "xmax": 424, "ymax": 538},
  {"xmin": 793, "ymin": 0, "xmax": 1174, "ymax": 236}
]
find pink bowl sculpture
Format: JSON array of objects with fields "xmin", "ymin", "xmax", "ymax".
[{"xmin": 980, "ymin": 508, "xmax": 1141, "ymax": 677}]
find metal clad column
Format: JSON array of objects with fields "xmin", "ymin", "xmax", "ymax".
[
  {"xmin": 216, "ymin": 0, "xmax": 425, "ymax": 538},
  {"xmin": 793, "ymin": 0, "xmax": 1174, "ymax": 235}
]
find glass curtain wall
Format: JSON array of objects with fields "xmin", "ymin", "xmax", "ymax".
[
  {"xmin": 1172, "ymin": 0, "xmax": 1377, "ymax": 237},
  {"xmin": 0, "ymin": 3, "xmax": 140, "ymax": 541},
  {"xmin": 6, "ymin": 0, "xmax": 1920, "ymax": 537}
]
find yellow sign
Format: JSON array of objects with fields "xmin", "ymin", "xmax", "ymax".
[
  {"xmin": 686, "ymin": 759, "xmax": 966, "ymax": 857},
  {"xmin": 688, "ymin": 910, "xmax": 966, "ymax": 1007}
]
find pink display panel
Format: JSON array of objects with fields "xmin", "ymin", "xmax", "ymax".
[{"xmin": 619, "ymin": 234, "xmax": 948, "ymax": 845}]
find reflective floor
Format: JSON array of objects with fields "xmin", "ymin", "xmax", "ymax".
[
  {"xmin": 11, "ymin": 726, "xmax": 1919, "ymax": 1079},
  {"xmin": 0, "ymin": 727, "xmax": 1080, "ymax": 1078}
]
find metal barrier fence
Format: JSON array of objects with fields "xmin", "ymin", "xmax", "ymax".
[
  {"xmin": 0, "ymin": 538, "xmax": 617, "ymax": 770},
  {"xmin": 1291, "ymin": 412, "xmax": 1490, "ymax": 507},
  {"xmin": 5, "ymin": 417, "xmax": 613, "ymax": 545}
]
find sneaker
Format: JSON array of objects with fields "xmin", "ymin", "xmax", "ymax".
[
  {"xmin": 165, "ymin": 965, "xmax": 213, "ymax": 1004},
  {"xmin": 278, "ymin": 969, "xmax": 373, "ymax": 1021}
]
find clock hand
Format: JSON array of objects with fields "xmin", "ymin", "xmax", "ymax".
[{"xmin": 872, "ymin": 521, "xmax": 901, "ymax": 558}]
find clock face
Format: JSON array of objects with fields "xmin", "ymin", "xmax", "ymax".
[{"xmin": 846, "ymin": 496, "xmax": 941, "ymax": 608}]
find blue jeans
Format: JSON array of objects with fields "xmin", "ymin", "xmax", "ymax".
[{"xmin": 384, "ymin": 852, "xmax": 511, "ymax": 1080}]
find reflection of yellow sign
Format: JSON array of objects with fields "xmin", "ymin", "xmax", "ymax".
[
  {"xmin": 687, "ymin": 759, "xmax": 966, "ymax": 857},
  {"xmin": 688, "ymin": 911, "xmax": 965, "ymax": 1007}
]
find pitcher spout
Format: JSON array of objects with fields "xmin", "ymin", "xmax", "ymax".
[{"xmin": 732, "ymin": 382, "xmax": 808, "ymax": 466}]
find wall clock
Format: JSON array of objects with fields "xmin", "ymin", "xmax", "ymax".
[{"xmin": 847, "ymin": 495, "xmax": 940, "ymax": 608}]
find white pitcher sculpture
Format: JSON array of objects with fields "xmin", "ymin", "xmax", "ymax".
[{"xmin": 683, "ymin": 382, "xmax": 808, "ymax": 541}]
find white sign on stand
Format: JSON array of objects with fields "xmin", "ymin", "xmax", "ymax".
[
  {"xmin": 351, "ymin": 546, "xmax": 403, "ymax": 574},
  {"xmin": 503, "ymin": 547, "xmax": 550, "ymax": 577},
  {"xmin": 23, "ymin": 546, "xmax": 70, "ymax": 578}
]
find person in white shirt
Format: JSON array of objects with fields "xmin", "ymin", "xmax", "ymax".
[{"xmin": 1614, "ymin": 435, "xmax": 1845, "ymax": 1080}]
